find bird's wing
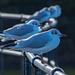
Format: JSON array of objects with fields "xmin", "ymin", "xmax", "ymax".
[
  {"xmin": 36, "ymin": 11, "xmax": 49, "ymax": 20},
  {"xmin": 17, "ymin": 32, "xmax": 52, "ymax": 48},
  {"xmin": 28, "ymin": 9, "xmax": 49, "ymax": 21},
  {"xmin": 3, "ymin": 24, "xmax": 34, "ymax": 36},
  {"xmin": 3, "ymin": 24, "xmax": 24, "ymax": 34}
]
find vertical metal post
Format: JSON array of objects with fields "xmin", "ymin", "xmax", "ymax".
[
  {"xmin": 40, "ymin": 70, "xmax": 44, "ymax": 75},
  {"xmin": 0, "ymin": 17, "xmax": 4, "ymax": 75},
  {"xmin": 34, "ymin": 67, "xmax": 41, "ymax": 75},
  {"xmin": 1, "ymin": 54, "xmax": 5, "ymax": 75},
  {"xmin": 0, "ymin": 18, "xmax": 4, "ymax": 32},
  {"xmin": 21, "ymin": 52, "xmax": 32, "ymax": 75},
  {"xmin": 21, "ymin": 56, "xmax": 25, "ymax": 75},
  {"xmin": 25, "ymin": 57, "xmax": 31, "ymax": 75}
]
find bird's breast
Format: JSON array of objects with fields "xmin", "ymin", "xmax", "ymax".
[
  {"xmin": 40, "ymin": 37, "xmax": 60, "ymax": 53},
  {"xmin": 33, "ymin": 26, "xmax": 39, "ymax": 33}
]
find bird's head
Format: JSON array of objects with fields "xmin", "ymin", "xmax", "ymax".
[
  {"xmin": 28, "ymin": 20, "xmax": 40, "ymax": 27},
  {"xmin": 50, "ymin": 29, "xmax": 67, "ymax": 37},
  {"xmin": 48, "ymin": 6, "xmax": 55, "ymax": 15},
  {"xmin": 48, "ymin": 5, "xmax": 61, "ymax": 18}
]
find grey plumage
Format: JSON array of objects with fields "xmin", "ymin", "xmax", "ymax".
[
  {"xmin": 3, "ymin": 24, "xmax": 34, "ymax": 36},
  {"xmin": 16, "ymin": 31, "xmax": 52, "ymax": 48}
]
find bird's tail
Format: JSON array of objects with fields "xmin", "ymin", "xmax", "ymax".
[
  {"xmin": 1, "ymin": 38, "xmax": 9, "ymax": 42},
  {"xmin": 0, "ymin": 33, "xmax": 7, "ymax": 38},
  {"xmin": 0, "ymin": 33, "xmax": 14, "ymax": 42},
  {"xmin": 0, "ymin": 42, "xmax": 17, "ymax": 49}
]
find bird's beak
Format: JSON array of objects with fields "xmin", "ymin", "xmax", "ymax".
[{"xmin": 60, "ymin": 34, "xmax": 67, "ymax": 37}]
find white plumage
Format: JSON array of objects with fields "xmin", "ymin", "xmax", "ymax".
[
  {"xmin": 28, "ymin": 5, "xmax": 61, "ymax": 23},
  {"xmin": 7, "ymin": 29, "xmax": 67, "ymax": 54},
  {"xmin": 0, "ymin": 20, "xmax": 40, "ymax": 42},
  {"xmin": 28, "ymin": 7, "xmax": 51, "ymax": 23},
  {"xmin": 48, "ymin": 5, "xmax": 61, "ymax": 18},
  {"xmin": 3, "ymin": 28, "xmax": 67, "ymax": 63}
]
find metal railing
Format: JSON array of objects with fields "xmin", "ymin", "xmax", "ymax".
[
  {"xmin": 0, "ymin": 12, "xmax": 30, "ymax": 19},
  {"xmin": 0, "ymin": 12, "xmax": 54, "ymax": 32},
  {"xmin": 0, "ymin": 49, "xmax": 66, "ymax": 75},
  {"xmin": 0, "ymin": 12, "xmax": 66, "ymax": 75}
]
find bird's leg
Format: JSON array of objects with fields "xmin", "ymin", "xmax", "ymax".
[
  {"xmin": 40, "ymin": 23, "xmax": 44, "ymax": 27},
  {"xmin": 47, "ymin": 19, "xmax": 52, "ymax": 25},
  {"xmin": 40, "ymin": 23, "xmax": 44, "ymax": 31},
  {"xmin": 40, "ymin": 54, "xmax": 44, "ymax": 64}
]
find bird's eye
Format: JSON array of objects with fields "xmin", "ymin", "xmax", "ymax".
[
  {"xmin": 52, "ymin": 31, "xmax": 54, "ymax": 34},
  {"xmin": 55, "ymin": 32, "xmax": 57, "ymax": 34},
  {"xmin": 35, "ymin": 23, "xmax": 37, "ymax": 25}
]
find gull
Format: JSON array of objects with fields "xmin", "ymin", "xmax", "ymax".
[
  {"xmin": 39, "ymin": 18, "xmax": 58, "ymax": 32},
  {"xmin": 2, "ymin": 29, "xmax": 67, "ymax": 64},
  {"xmin": 48, "ymin": 5, "xmax": 61, "ymax": 18},
  {"xmin": 0, "ymin": 20, "xmax": 40, "ymax": 42},
  {"xmin": 27, "ymin": 5, "xmax": 61, "ymax": 27},
  {"xmin": 28, "ymin": 7, "xmax": 51, "ymax": 23}
]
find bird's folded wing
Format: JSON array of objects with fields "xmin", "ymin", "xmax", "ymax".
[
  {"xmin": 3, "ymin": 24, "xmax": 34, "ymax": 36},
  {"xmin": 17, "ymin": 32, "xmax": 52, "ymax": 48},
  {"xmin": 0, "ymin": 33, "xmax": 5, "ymax": 38},
  {"xmin": 3, "ymin": 24, "xmax": 23, "ymax": 34},
  {"xmin": 28, "ymin": 11, "xmax": 49, "ymax": 21}
]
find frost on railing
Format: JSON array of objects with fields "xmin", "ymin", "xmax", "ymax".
[{"xmin": 0, "ymin": 49, "xmax": 66, "ymax": 75}]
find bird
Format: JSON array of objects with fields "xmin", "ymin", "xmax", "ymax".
[
  {"xmin": 28, "ymin": 7, "xmax": 51, "ymax": 23},
  {"xmin": 27, "ymin": 5, "xmax": 61, "ymax": 27},
  {"xmin": 48, "ymin": 5, "xmax": 61, "ymax": 18},
  {"xmin": 2, "ymin": 28, "xmax": 67, "ymax": 64},
  {"xmin": 0, "ymin": 20, "xmax": 40, "ymax": 42}
]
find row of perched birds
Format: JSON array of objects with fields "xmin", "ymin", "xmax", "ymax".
[{"xmin": 0, "ymin": 5, "xmax": 67, "ymax": 64}]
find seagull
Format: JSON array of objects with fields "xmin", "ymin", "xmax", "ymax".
[
  {"xmin": 48, "ymin": 5, "xmax": 61, "ymax": 18},
  {"xmin": 28, "ymin": 7, "xmax": 51, "ymax": 23},
  {"xmin": 0, "ymin": 20, "xmax": 40, "ymax": 42},
  {"xmin": 2, "ymin": 29, "xmax": 67, "ymax": 64},
  {"xmin": 27, "ymin": 5, "xmax": 61, "ymax": 27}
]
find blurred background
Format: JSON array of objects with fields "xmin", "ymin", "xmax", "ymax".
[{"xmin": 0, "ymin": 0, "xmax": 75, "ymax": 75}]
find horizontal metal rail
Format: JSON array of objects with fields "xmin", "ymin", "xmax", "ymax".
[
  {"xmin": 0, "ymin": 12, "xmax": 30, "ymax": 19},
  {"xmin": 0, "ymin": 12, "xmax": 52, "ymax": 32},
  {"xmin": 0, "ymin": 49, "xmax": 66, "ymax": 75}
]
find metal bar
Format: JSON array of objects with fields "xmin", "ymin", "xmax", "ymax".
[
  {"xmin": 0, "ymin": 12, "xmax": 30, "ymax": 19},
  {"xmin": 21, "ymin": 57, "xmax": 24, "ymax": 75},
  {"xmin": 0, "ymin": 12, "xmax": 54, "ymax": 32},
  {"xmin": 0, "ymin": 18, "xmax": 4, "ymax": 32},
  {"xmin": 1, "ymin": 54, "xmax": 5, "ymax": 75},
  {"xmin": 0, "ymin": 49, "xmax": 24, "ymax": 56},
  {"xmin": 25, "ymin": 58, "xmax": 31, "ymax": 75},
  {"xmin": 34, "ymin": 67, "xmax": 41, "ymax": 75},
  {"xmin": 0, "ymin": 49, "xmax": 66, "ymax": 75}
]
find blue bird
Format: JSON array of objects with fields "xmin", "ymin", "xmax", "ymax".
[
  {"xmin": 4, "ymin": 29, "xmax": 67, "ymax": 64},
  {"xmin": 28, "ymin": 7, "xmax": 51, "ymax": 23},
  {"xmin": 48, "ymin": 5, "xmax": 61, "ymax": 18},
  {"xmin": 0, "ymin": 20, "xmax": 40, "ymax": 42},
  {"xmin": 27, "ymin": 5, "xmax": 61, "ymax": 26}
]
